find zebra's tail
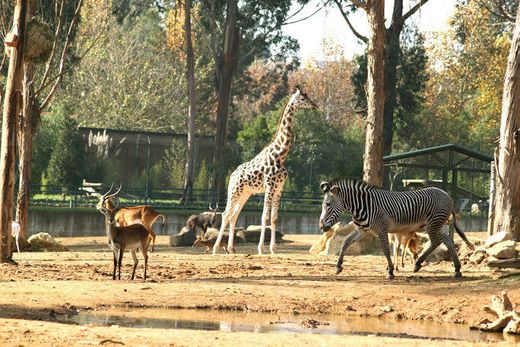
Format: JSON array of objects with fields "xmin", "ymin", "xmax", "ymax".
[{"xmin": 452, "ymin": 212, "xmax": 475, "ymax": 250}]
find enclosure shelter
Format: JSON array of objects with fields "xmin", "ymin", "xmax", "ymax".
[{"xmin": 383, "ymin": 144, "xmax": 492, "ymax": 216}]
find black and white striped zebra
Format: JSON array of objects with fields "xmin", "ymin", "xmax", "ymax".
[{"xmin": 319, "ymin": 178, "xmax": 474, "ymax": 279}]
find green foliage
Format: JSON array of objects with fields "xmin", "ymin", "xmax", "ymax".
[
  {"xmin": 194, "ymin": 160, "xmax": 209, "ymax": 190},
  {"xmin": 45, "ymin": 105, "xmax": 85, "ymax": 188},
  {"xmin": 164, "ymin": 138, "xmax": 187, "ymax": 188}
]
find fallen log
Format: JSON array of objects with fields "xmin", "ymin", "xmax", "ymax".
[
  {"xmin": 487, "ymin": 258, "xmax": 520, "ymax": 269},
  {"xmin": 471, "ymin": 291, "xmax": 520, "ymax": 334}
]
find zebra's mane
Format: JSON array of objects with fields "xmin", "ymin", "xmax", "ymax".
[{"xmin": 329, "ymin": 177, "xmax": 379, "ymax": 190}]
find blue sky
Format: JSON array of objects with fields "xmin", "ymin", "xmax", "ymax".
[{"xmin": 282, "ymin": 0, "xmax": 456, "ymax": 61}]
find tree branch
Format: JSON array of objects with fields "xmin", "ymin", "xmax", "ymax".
[
  {"xmin": 282, "ymin": 0, "xmax": 332, "ymax": 26},
  {"xmin": 350, "ymin": 0, "xmax": 368, "ymax": 10},
  {"xmin": 36, "ymin": 0, "xmax": 65, "ymax": 93},
  {"xmin": 39, "ymin": 0, "xmax": 84, "ymax": 110},
  {"xmin": 401, "ymin": 0, "xmax": 430, "ymax": 25},
  {"xmin": 334, "ymin": 0, "xmax": 368, "ymax": 43}
]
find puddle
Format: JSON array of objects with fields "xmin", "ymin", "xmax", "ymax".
[{"xmin": 56, "ymin": 308, "xmax": 520, "ymax": 343}]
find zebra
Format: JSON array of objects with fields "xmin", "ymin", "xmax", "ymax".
[{"xmin": 319, "ymin": 178, "xmax": 474, "ymax": 279}]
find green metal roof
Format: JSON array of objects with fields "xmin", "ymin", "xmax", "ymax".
[{"xmin": 383, "ymin": 143, "xmax": 493, "ymax": 163}]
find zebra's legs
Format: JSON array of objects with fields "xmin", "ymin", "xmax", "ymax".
[
  {"xmin": 440, "ymin": 232, "xmax": 462, "ymax": 278},
  {"xmin": 335, "ymin": 227, "xmax": 361, "ymax": 275},
  {"xmin": 377, "ymin": 229, "xmax": 395, "ymax": 280},
  {"xmin": 413, "ymin": 236, "xmax": 441, "ymax": 273}
]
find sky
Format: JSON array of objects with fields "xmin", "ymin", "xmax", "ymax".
[{"xmin": 282, "ymin": 0, "xmax": 457, "ymax": 61}]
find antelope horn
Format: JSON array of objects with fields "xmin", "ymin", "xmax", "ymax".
[
  {"xmin": 106, "ymin": 183, "xmax": 122, "ymax": 199},
  {"xmin": 208, "ymin": 203, "xmax": 213, "ymax": 211},
  {"xmin": 215, "ymin": 203, "xmax": 219, "ymax": 211},
  {"xmin": 102, "ymin": 183, "xmax": 114, "ymax": 198},
  {"xmin": 113, "ymin": 196, "xmax": 121, "ymax": 210}
]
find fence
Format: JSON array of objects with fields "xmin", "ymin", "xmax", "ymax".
[{"xmin": 29, "ymin": 185, "xmax": 325, "ymax": 213}]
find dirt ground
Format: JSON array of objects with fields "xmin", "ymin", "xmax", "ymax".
[{"xmin": 0, "ymin": 233, "xmax": 519, "ymax": 346}]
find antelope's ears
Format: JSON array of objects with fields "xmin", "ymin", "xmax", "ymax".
[
  {"xmin": 320, "ymin": 181, "xmax": 330, "ymax": 193},
  {"xmin": 295, "ymin": 85, "xmax": 303, "ymax": 94}
]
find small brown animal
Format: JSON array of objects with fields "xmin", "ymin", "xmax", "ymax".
[
  {"xmin": 193, "ymin": 235, "xmax": 235, "ymax": 254},
  {"xmin": 391, "ymin": 232, "xmax": 423, "ymax": 271}
]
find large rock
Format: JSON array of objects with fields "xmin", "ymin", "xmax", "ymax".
[
  {"xmin": 485, "ymin": 231, "xmax": 511, "ymax": 248},
  {"xmin": 424, "ymin": 243, "xmax": 450, "ymax": 263},
  {"xmin": 204, "ymin": 227, "xmax": 245, "ymax": 243},
  {"xmin": 240, "ymin": 225, "xmax": 284, "ymax": 244},
  {"xmin": 169, "ymin": 226, "xmax": 197, "ymax": 247},
  {"xmin": 309, "ymin": 230, "xmax": 333, "ymax": 255},
  {"xmin": 487, "ymin": 241, "xmax": 517, "ymax": 259},
  {"xmin": 325, "ymin": 222, "xmax": 379, "ymax": 256},
  {"xmin": 27, "ymin": 232, "xmax": 68, "ymax": 252}
]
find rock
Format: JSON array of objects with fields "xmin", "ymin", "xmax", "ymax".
[
  {"xmin": 204, "ymin": 227, "xmax": 245, "ymax": 243},
  {"xmin": 379, "ymin": 305, "xmax": 394, "ymax": 313},
  {"xmin": 169, "ymin": 226, "xmax": 197, "ymax": 247},
  {"xmin": 485, "ymin": 231, "xmax": 511, "ymax": 248},
  {"xmin": 487, "ymin": 241, "xmax": 516, "ymax": 259},
  {"xmin": 309, "ymin": 230, "xmax": 333, "ymax": 255},
  {"xmin": 241, "ymin": 225, "xmax": 284, "ymax": 243},
  {"xmin": 469, "ymin": 251, "xmax": 487, "ymax": 265},
  {"xmin": 326, "ymin": 222, "xmax": 379, "ymax": 256},
  {"xmin": 27, "ymin": 232, "xmax": 68, "ymax": 252},
  {"xmin": 424, "ymin": 243, "xmax": 450, "ymax": 263}
]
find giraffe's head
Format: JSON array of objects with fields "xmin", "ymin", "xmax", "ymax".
[{"xmin": 294, "ymin": 86, "xmax": 318, "ymax": 110}]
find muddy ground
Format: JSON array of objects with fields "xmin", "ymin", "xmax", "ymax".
[{"xmin": 0, "ymin": 233, "xmax": 519, "ymax": 346}]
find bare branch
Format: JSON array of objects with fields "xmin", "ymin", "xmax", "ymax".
[
  {"xmin": 476, "ymin": 0, "xmax": 516, "ymax": 23},
  {"xmin": 350, "ymin": 0, "xmax": 368, "ymax": 10},
  {"xmin": 282, "ymin": 0, "xmax": 332, "ymax": 26},
  {"xmin": 401, "ymin": 0, "xmax": 430, "ymax": 25},
  {"xmin": 39, "ymin": 0, "xmax": 84, "ymax": 110},
  {"xmin": 36, "ymin": 0, "xmax": 65, "ymax": 93},
  {"xmin": 334, "ymin": 0, "xmax": 368, "ymax": 43}
]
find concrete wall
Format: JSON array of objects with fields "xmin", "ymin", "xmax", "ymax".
[{"xmin": 27, "ymin": 209, "xmax": 488, "ymax": 238}]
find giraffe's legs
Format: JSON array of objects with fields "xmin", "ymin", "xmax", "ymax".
[
  {"xmin": 268, "ymin": 183, "xmax": 284, "ymax": 255},
  {"xmin": 258, "ymin": 197, "xmax": 272, "ymax": 255},
  {"xmin": 213, "ymin": 209, "xmax": 230, "ymax": 255}
]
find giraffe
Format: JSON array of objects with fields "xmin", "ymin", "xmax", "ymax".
[{"xmin": 213, "ymin": 87, "xmax": 318, "ymax": 255}]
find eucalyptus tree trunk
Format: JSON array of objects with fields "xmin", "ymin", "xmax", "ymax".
[
  {"xmin": 180, "ymin": 0, "xmax": 196, "ymax": 204},
  {"xmin": 362, "ymin": 0, "xmax": 385, "ymax": 187},
  {"xmin": 16, "ymin": 61, "xmax": 39, "ymax": 240},
  {"xmin": 492, "ymin": 5, "xmax": 520, "ymax": 241},
  {"xmin": 211, "ymin": 0, "xmax": 239, "ymax": 203},
  {"xmin": 0, "ymin": 0, "xmax": 27, "ymax": 262}
]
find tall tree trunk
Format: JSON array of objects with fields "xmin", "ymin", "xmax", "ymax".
[
  {"xmin": 0, "ymin": 0, "xmax": 27, "ymax": 262},
  {"xmin": 180, "ymin": 0, "xmax": 196, "ymax": 204},
  {"xmin": 493, "ymin": 6, "xmax": 520, "ymax": 241},
  {"xmin": 211, "ymin": 0, "xmax": 239, "ymax": 203},
  {"xmin": 362, "ymin": 0, "xmax": 385, "ymax": 187},
  {"xmin": 16, "ymin": 61, "xmax": 38, "ymax": 240}
]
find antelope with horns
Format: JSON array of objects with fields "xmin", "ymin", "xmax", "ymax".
[
  {"xmin": 98, "ymin": 195, "xmax": 149, "ymax": 280},
  {"xmin": 96, "ymin": 185, "xmax": 166, "ymax": 252}
]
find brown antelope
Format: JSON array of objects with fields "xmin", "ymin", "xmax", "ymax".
[
  {"xmin": 98, "ymin": 197, "xmax": 149, "ymax": 280},
  {"xmin": 391, "ymin": 232, "xmax": 423, "ymax": 271},
  {"xmin": 193, "ymin": 234, "xmax": 235, "ymax": 254},
  {"xmin": 96, "ymin": 185, "xmax": 166, "ymax": 252}
]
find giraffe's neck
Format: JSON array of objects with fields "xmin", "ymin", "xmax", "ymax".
[{"xmin": 268, "ymin": 95, "xmax": 297, "ymax": 163}]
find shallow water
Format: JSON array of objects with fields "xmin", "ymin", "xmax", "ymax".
[{"xmin": 58, "ymin": 308, "xmax": 519, "ymax": 343}]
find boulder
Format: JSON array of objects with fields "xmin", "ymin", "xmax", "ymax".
[
  {"xmin": 309, "ymin": 230, "xmax": 333, "ymax": 255},
  {"xmin": 27, "ymin": 232, "xmax": 68, "ymax": 252},
  {"xmin": 485, "ymin": 231, "xmax": 511, "ymax": 248},
  {"xmin": 169, "ymin": 226, "xmax": 197, "ymax": 247},
  {"xmin": 325, "ymin": 222, "xmax": 379, "ymax": 256},
  {"xmin": 203, "ymin": 227, "xmax": 245, "ymax": 243},
  {"xmin": 238, "ymin": 225, "xmax": 284, "ymax": 243},
  {"xmin": 469, "ymin": 250, "xmax": 487, "ymax": 265},
  {"xmin": 424, "ymin": 243, "xmax": 450, "ymax": 263},
  {"xmin": 487, "ymin": 241, "xmax": 517, "ymax": 259}
]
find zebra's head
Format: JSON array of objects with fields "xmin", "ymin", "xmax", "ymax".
[{"xmin": 319, "ymin": 181, "xmax": 345, "ymax": 232}]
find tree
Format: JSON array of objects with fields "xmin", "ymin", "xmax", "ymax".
[
  {"xmin": 14, "ymin": 0, "xmax": 84, "ymax": 241},
  {"xmin": 0, "ymin": 0, "xmax": 27, "ymax": 262},
  {"xmin": 492, "ymin": 4, "xmax": 520, "ymax": 240},
  {"xmin": 45, "ymin": 106, "xmax": 85, "ymax": 188},
  {"xmin": 180, "ymin": 0, "xmax": 197, "ymax": 204},
  {"xmin": 352, "ymin": 26, "xmax": 428, "ymax": 153}
]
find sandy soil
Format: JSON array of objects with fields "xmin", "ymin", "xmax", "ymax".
[{"xmin": 0, "ymin": 234, "xmax": 519, "ymax": 346}]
